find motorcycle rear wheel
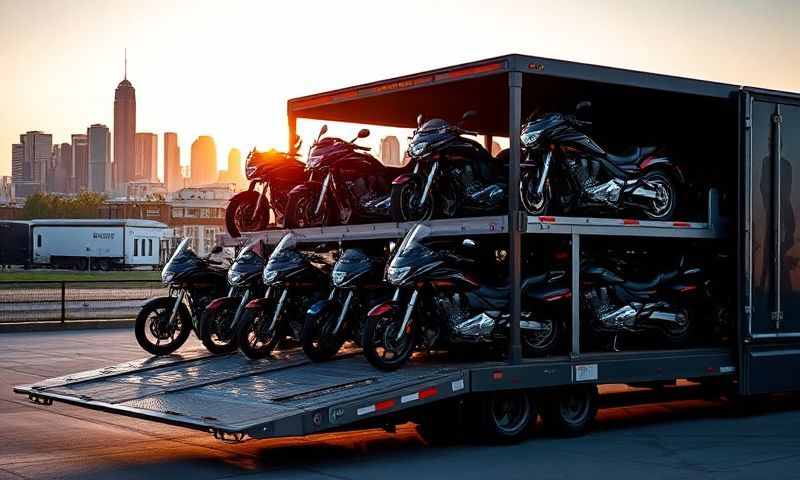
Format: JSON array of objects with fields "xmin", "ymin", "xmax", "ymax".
[
  {"xmin": 198, "ymin": 305, "xmax": 239, "ymax": 355},
  {"xmin": 390, "ymin": 177, "xmax": 434, "ymax": 222},
  {"xmin": 134, "ymin": 297, "xmax": 192, "ymax": 356},
  {"xmin": 363, "ymin": 314, "xmax": 415, "ymax": 371},
  {"xmin": 301, "ymin": 309, "xmax": 346, "ymax": 362},
  {"xmin": 640, "ymin": 170, "xmax": 677, "ymax": 220},
  {"xmin": 284, "ymin": 189, "xmax": 334, "ymax": 229},
  {"xmin": 236, "ymin": 307, "xmax": 281, "ymax": 359},
  {"xmin": 661, "ymin": 307, "xmax": 693, "ymax": 347},
  {"xmin": 225, "ymin": 190, "xmax": 268, "ymax": 238},
  {"xmin": 522, "ymin": 316, "xmax": 562, "ymax": 357}
]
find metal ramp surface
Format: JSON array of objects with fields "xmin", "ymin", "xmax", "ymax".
[{"xmin": 14, "ymin": 348, "xmax": 476, "ymax": 440}]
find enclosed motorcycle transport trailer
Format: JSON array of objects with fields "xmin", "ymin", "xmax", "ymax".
[{"xmin": 14, "ymin": 54, "xmax": 800, "ymax": 442}]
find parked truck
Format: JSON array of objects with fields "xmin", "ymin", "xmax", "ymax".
[{"xmin": 14, "ymin": 54, "xmax": 800, "ymax": 444}]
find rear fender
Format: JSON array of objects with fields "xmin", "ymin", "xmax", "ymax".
[{"xmin": 640, "ymin": 158, "xmax": 685, "ymax": 184}]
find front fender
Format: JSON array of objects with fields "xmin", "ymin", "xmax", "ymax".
[
  {"xmin": 199, "ymin": 296, "xmax": 240, "ymax": 339},
  {"xmin": 367, "ymin": 300, "xmax": 400, "ymax": 318},
  {"xmin": 392, "ymin": 173, "xmax": 418, "ymax": 186},
  {"xmin": 245, "ymin": 297, "xmax": 274, "ymax": 310},
  {"xmin": 307, "ymin": 298, "xmax": 338, "ymax": 317},
  {"xmin": 288, "ymin": 180, "xmax": 322, "ymax": 197}
]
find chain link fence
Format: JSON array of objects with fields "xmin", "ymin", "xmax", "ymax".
[{"xmin": 0, "ymin": 280, "xmax": 168, "ymax": 323}]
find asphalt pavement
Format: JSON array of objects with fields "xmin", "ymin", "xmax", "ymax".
[{"xmin": 1, "ymin": 328, "xmax": 800, "ymax": 480}]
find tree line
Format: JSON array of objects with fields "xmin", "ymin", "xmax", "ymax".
[{"xmin": 21, "ymin": 192, "xmax": 107, "ymax": 219}]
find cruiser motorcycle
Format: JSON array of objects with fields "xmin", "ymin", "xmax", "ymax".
[
  {"xmin": 582, "ymin": 257, "xmax": 701, "ymax": 351},
  {"xmin": 362, "ymin": 224, "xmax": 569, "ymax": 371},
  {"xmin": 520, "ymin": 102, "xmax": 683, "ymax": 220},
  {"xmin": 301, "ymin": 246, "xmax": 391, "ymax": 362},
  {"xmin": 135, "ymin": 239, "xmax": 228, "ymax": 355},
  {"xmin": 235, "ymin": 233, "xmax": 331, "ymax": 359},
  {"xmin": 197, "ymin": 239, "xmax": 268, "ymax": 354},
  {"xmin": 225, "ymin": 142, "xmax": 306, "ymax": 237},
  {"xmin": 391, "ymin": 111, "xmax": 507, "ymax": 222},
  {"xmin": 284, "ymin": 126, "xmax": 407, "ymax": 228}
]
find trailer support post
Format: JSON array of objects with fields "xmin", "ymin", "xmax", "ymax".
[
  {"xmin": 288, "ymin": 112, "xmax": 298, "ymax": 155},
  {"xmin": 508, "ymin": 71, "xmax": 523, "ymax": 364},
  {"xmin": 60, "ymin": 281, "xmax": 66, "ymax": 323},
  {"xmin": 571, "ymin": 233, "xmax": 580, "ymax": 356}
]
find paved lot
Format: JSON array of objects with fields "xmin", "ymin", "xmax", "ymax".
[{"xmin": 1, "ymin": 329, "xmax": 800, "ymax": 480}]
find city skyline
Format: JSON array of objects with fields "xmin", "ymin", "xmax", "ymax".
[{"xmin": 2, "ymin": 0, "xmax": 799, "ymax": 180}]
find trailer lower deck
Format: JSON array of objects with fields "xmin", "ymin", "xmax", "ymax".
[{"xmin": 14, "ymin": 345, "xmax": 735, "ymax": 441}]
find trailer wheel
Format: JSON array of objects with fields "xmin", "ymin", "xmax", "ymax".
[
  {"xmin": 478, "ymin": 390, "xmax": 536, "ymax": 443},
  {"xmin": 541, "ymin": 384, "xmax": 598, "ymax": 436}
]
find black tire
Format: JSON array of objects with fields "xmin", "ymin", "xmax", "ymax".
[
  {"xmin": 478, "ymin": 391, "xmax": 536, "ymax": 443},
  {"xmin": 236, "ymin": 305, "xmax": 281, "ymax": 359},
  {"xmin": 541, "ymin": 385, "xmax": 598, "ymax": 437},
  {"xmin": 390, "ymin": 177, "xmax": 434, "ymax": 223},
  {"xmin": 640, "ymin": 170, "xmax": 678, "ymax": 220},
  {"xmin": 362, "ymin": 314, "xmax": 415, "ymax": 371},
  {"xmin": 301, "ymin": 308, "xmax": 346, "ymax": 362},
  {"xmin": 661, "ymin": 307, "xmax": 693, "ymax": 347},
  {"xmin": 520, "ymin": 167, "xmax": 552, "ymax": 216},
  {"xmin": 522, "ymin": 314, "xmax": 562, "ymax": 357},
  {"xmin": 225, "ymin": 190, "xmax": 267, "ymax": 238},
  {"xmin": 284, "ymin": 187, "xmax": 335, "ymax": 229},
  {"xmin": 134, "ymin": 297, "xmax": 192, "ymax": 356},
  {"xmin": 198, "ymin": 304, "xmax": 239, "ymax": 355}
]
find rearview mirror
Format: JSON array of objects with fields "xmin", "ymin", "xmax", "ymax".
[
  {"xmin": 317, "ymin": 125, "xmax": 328, "ymax": 141},
  {"xmin": 416, "ymin": 113, "xmax": 424, "ymax": 128},
  {"xmin": 462, "ymin": 110, "xmax": 477, "ymax": 122},
  {"xmin": 357, "ymin": 128, "xmax": 370, "ymax": 139},
  {"xmin": 293, "ymin": 135, "xmax": 302, "ymax": 151}
]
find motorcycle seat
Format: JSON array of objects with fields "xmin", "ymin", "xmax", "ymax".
[
  {"xmin": 621, "ymin": 270, "xmax": 679, "ymax": 291},
  {"xmin": 606, "ymin": 146, "xmax": 658, "ymax": 166}
]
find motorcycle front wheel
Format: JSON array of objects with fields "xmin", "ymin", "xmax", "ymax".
[
  {"xmin": 134, "ymin": 297, "xmax": 192, "ymax": 356},
  {"xmin": 520, "ymin": 168, "xmax": 552, "ymax": 216},
  {"xmin": 236, "ymin": 306, "xmax": 281, "ymax": 359},
  {"xmin": 363, "ymin": 314, "xmax": 415, "ymax": 371},
  {"xmin": 198, "ymin": 305, "xmax": 239, "ymax": 354},
  {"xmin": 390, "ymin": 176, "xmax": 435, "ymax": 222},
  {"xmin": 301, "ymin": 308, "xmax": 346, "ymax": 362},
  {"xmin": 225, "ymin": 190, "xmax": 268, "ymax": 238},
  {"xmin": 284, "ymin": 189, "xmax": 334, "ymax": 229}
]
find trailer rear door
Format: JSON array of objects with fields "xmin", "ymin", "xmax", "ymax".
[{"xmin": 741, "ymin": 88, "xmax": 800, "ymax": 394}]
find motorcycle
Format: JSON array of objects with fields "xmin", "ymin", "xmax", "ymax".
[
  {"xmin": 581, "ymin": 257, "xmax": 701, "ymax": 351},
  {"xmin": 284, "ymin": 125, "xmax": 407, "ymax": 228},
  {"xmin": 134, "ymin": 238, "xmax": 228, "ymax": 355},
  {"xmin": 362, "ymin": 224, "xmax": 570, "ymax": 371},
  {"xmin": 225, "ymin": 140, "xmax": 306, "ymax": 237},
  {"xmin": 519, "ymin": 102, "xmax": 683, "ymax": 220},
  {"xmin": 391, "ymin": 111, "xmax": 507, "ymax": 222},
  {"xmin": 235, "ymin": 233, "xmax": 331, "ymax": 359},
  {"xmin": 197, "ymin": 239, "xmax": 268, "ymax": 354},
  {"xmin": 301, "ymin": 245, "xmax": 391, "ymax": 362}
]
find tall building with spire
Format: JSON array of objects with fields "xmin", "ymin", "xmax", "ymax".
[
  {"xmin": 164, "ymin": 132, "xmax": 182, "ymax": 192},
  {"xmin": 113, "ymin": 50, "xmax": 136, "ymax": 190}
]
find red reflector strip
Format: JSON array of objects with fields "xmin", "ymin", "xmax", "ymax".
[
  {"xmin": 492, "ymin": 371, "xmax": 504, "ymax": 380},
  {"xmin": 673, "ymin": 221, "xmax": 691, "ymax": 228},
  {"xmin": 539, "ymin": 216, "xmax": 556, "ymax": 223},
  {"xmin": 544, "ymin": 292, "xmax": 572, "ymax": 302},
  {"xmin": 623, "ymin": 219, "xmax": 640, "ymax": 225},
  {"xmin": 419, "ymin": 387, "xmax": 437, "ymax": 399},
  {"xmin": 401, "ymin": 386, "xmax": 439, "ymax": 404},
  {"xmin": 375, "ymin": 399, "xmax": 396, "ymax": 411},
  {"xmin": 444, "ymin": 62, "xmax": 505, "ymax": 79}
]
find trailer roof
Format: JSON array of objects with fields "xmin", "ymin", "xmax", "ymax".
[
  {"xmin": 287, "ymin": 54, "xmax": 740, "ymax": 136},
  {"xmin": 29, "ymin": 219, "xmax": 168, "ymax": 228}
]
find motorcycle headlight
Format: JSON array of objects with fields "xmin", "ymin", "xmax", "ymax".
[
  {"xmin": 245, "ymin": 166, "xmax": 257, "ymax": 178},
  {"xmin": 521, "ymin": 130, "xmax": 541, "ymax": 147},
  {"xmin": 386, "ymin": 266, "xmax": 411, "ymax": 284},
  {"xmin": 408, "ymin": 142, "xmax": 427, "ymax": 158},
  {"xmin": 228, "ymin": 271, "xmax": 243, "ymax": 285},
  {"xmin": 263, "ymin": 270, "xmax": 279, "ymax": 284},
  {"xmin": 331, "ymin": 270, "xmax": 349, "ymax": 287},
  {"xmin": 162, "ymin": 272, "xmax": 175, "ymax": 284}
]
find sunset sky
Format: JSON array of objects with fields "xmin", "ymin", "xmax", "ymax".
[{"xmin": 1, "ymin": 0, "xmax": 799, "ymax": 179}]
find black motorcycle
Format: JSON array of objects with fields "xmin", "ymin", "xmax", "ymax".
[
  {"xmin": 197, "ymin": 240, "xmax": 268, "ymax": 354},
  {"xmin": 135, "ymin": 239, "xmax": 228, "ymax": 355},
  {"xmin": 235, "ymin": 233, "xmax": 331, "ymax": 359},
  {"xmin": 391, "ymin": 111, "xmax": 507, "ymax": 222},
  {"xmin": 225, "ymin": 140, "xmax": 306, "ymax": 237},
  {"xmin": 362, "ymin": 224, "xmax": 569, "ymax": 371},
  {"xmin": 581, "ymin": 257, "xmax": 701, "ymax": 351},
  {"xmin": 301, "ymin": 245, "xmax": 390, "ymax": 362},
  {"xmin": 520, "ymin": 102, "xmax": 683, "ymax": 220},
  {"xmin": 284, "ymin": 126, "xmax": 407, "ymax": 228}
]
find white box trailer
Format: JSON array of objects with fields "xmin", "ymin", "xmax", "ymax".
[{"xmin": 30, "ymin": 219, "xmax": 170, "ymax": 270}]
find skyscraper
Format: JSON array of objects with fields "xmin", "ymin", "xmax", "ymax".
[
  {"xmin": 71, "ymin": 134, "xmax": 88, "ymax": 192},
  {"xmin": 217, "ymin": 147, "xmax": 245, "ymax": 190},
  {"xmin": 164, "ymin": 132, "xmax": 182, "ymax": 192},
  {"xmin": 379, "ymin": 136, "xmax": 401, "ymax": 166},
  {"xmin": 134, "ymin": 132, "xmax": 158, "ymax": 182},
  {"xmin": 49, "ymin": 142, "xmax": 72, "ymax": 193},
  {"xmin": 87, "ymin": 124, "xmax": 111, "ymax": 193},
  {"xmin": 190, "ymin": 135, "xmax": 217, "ymax": 186},
  {"xmin": 12, "ymin": 131, "xmax": 52, "ymax": 198},
  {"xmin": 113, "ymin": 52, "xmax": 136, "ymax": 189}
]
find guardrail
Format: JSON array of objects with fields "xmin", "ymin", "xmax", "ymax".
[{"xmin": 0, "ymin": 280, "xmax": 167, "ymax": 324}]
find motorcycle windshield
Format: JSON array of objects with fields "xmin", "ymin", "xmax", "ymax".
[
  {"xmin": 391, "ymin": 224, "xmax": 437, "ymax": 269},
  {"xmin": 408, "ymin": 119, "xmax": 452, "ymax": 158},
  {"xmin": 264, "ymin": 233, "xmax": 307, "ymax": 282},
  {"xmin": 521, "ymin": 113, "xmax": 563, "ymax": 148},
  {"xmin": 332, "ymin": 248, "xmax": 374, "ymax": 287},
  {"xmin": 229, "ymin": 240, "xmax": 267, "ymax": 285},
  {"xmin": 162, "ymin": 238, "xmax": 202, "ymax": 282},
  {"xmin": 306, "ymin": 138, "xmax": 348, "ymax": 169}
]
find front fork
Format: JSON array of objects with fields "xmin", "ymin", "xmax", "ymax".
[
  {"xmin": 168, "ymin": 289, "xmax": 186, "ymax": 327},
  {"xmin": 396, "ymin": 288, "xmax": 418, "ymax": 341},
  {"xmin": 314, "ymin": 172, "xmax": 331, "ymax": 215},
  {"xmin": 253, "ymin": 182, "xmax": 269, "ymax": 221},
  {"xmin": 232, "ymin": 289, "xmax": 251, "ymax": 329},
  {"xmin": 267, "ymin": 288, "xmax": 289, "ymax": 333},
  {"xmin": 535, "ymin": 151, "xmax": 552, "ymax": 195},
  {"xmin": 332, "ymin": 289, "xmax": 354, "ymax": 335},
  {"xmin": 419, "ymin": 161, "xmax": 438, "ymax": 207}
]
